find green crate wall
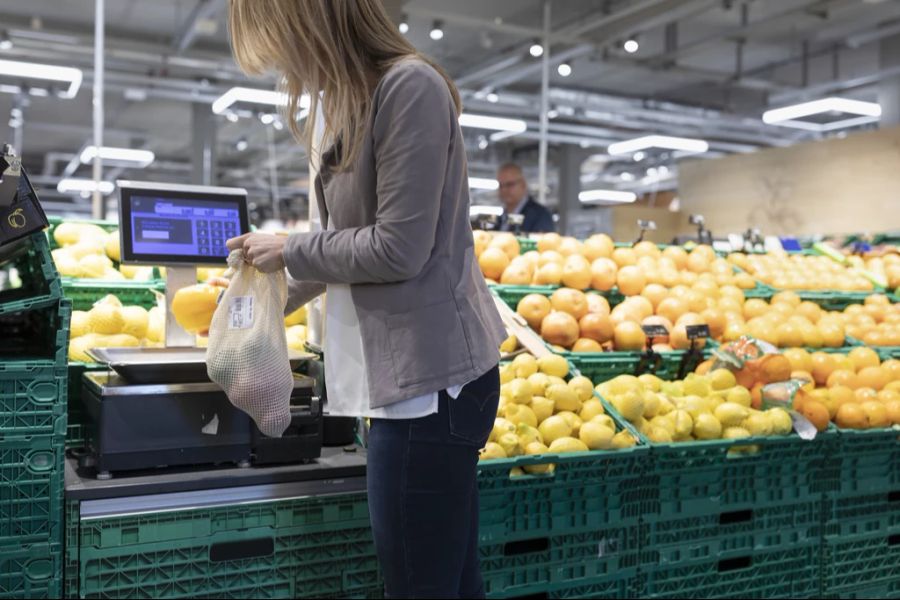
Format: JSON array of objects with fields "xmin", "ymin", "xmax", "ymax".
[
  {"xmin": 0, "ymin": 298, "xmax": 70, "ymax": 367},
  {"xmin": 64, "ymin": 492, "xmax": 383, "ymax": 599},
  {"xmin": 0, "ymin": 364, "xmax": 67, "ymax": 438},
  {"xmin": 0, "ymin": 233, "xmax": 61, "ymax": 311},
  {"xmin": 0, "ymin": 542, "xmax": 62, "ymax": 599}
]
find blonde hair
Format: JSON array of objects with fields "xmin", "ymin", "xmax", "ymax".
[{"xmin": 229, "ymin": 0, "xmax": 462, "ymax": 172}]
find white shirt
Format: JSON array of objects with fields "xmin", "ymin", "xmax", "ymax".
[{"xmin": 500, "ymin": 196, "xmax": 529, "ymax": 231}]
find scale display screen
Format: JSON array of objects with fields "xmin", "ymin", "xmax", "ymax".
[{"xmin": 119, "ymin": 182, "xmax": 250, "ymax": 265}]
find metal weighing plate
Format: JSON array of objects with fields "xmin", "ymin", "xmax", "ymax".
[{"xmin": 86, "ymin": 347, "xmax": 316, "ymax": 385}]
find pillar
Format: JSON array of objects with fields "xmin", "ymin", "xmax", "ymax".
[{"xmin": 191, "ymin": 102, "xmax": 218, "ymax": 185}]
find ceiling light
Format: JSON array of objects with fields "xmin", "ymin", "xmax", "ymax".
[
  {"xmin": 57, "ymin": 178, "xmax": 115, "ymax": 195},
  {"xmin": 633, "ymin": 151, "xmax": 646, "ymax": 162},
  {"xmin": 0, "ymin": 31, "xmax": 12, "ymax": 51},
  {"xmin": 529, "ymin": 43, "xmax": 544, "ymax": 58},
  {"xmin": 486, "ymin": 93, "xmax": 499, "ymax": 103},
  {"xmin": 225, "ymin": 112, "xmax": 239, "ymax": 123},
  {"xmin": 547, "ymin": 109, "xmax": 560, "ymax": 119},
  {"xmin": 79, "ymin": 146, "xmax": 155, "ymax": 168},
  {"xmin": 236, "ymin": 138, "xmax": 248, "ymax": 152},
  {"xmin": 609, "ymin": 135, "xmax": 709, "ymax": 156},
  {"xmin": 469, "ymin": 177, "xmax": 500, "ymax": 191},
  {"xmin": 399, "ymin": 21, "xmax": 409, "ymax": 34},
  {"xmin": 624, "ymin": 39, "xmax": 639, "ymax": 53},
  {"xmin": 0, "ymin": 58, "xmax": 82, "ymax": 98},
  {"xmin": 459, "ymin": 113, "xmax": 527, "ymax": 133},
  {"xmin": 620, "ymin": 172, "xmax": 635, "ymax": 182},
  {"xmin": 430, "ymin": 21, "xmax": 444, "ymax": 41},
  {"xmin": 557, "ymin": 63, "xmax": 572, "ymax": 77},
  {"xmin": 762, "ymin": 97, "xmax": 882, "ymax": 131},
  {"xmin": 477, "ymin": 136, "xmax": 489, "ymax": 150},
  {"xmin": 259, "ymin": 113, "xmax": 275, "ymax": 125},
  {"xmin": 212, "ymin": 86, "xmax": 309, "ymax": 115},
  {"xmin": 658, "ymin": 165, "xmax": 670, "ymax": 175},
  {"xmin": 579, "ymin": 189, "xmax": 637, "ymax": 204}
]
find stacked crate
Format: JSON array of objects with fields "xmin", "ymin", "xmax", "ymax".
[{"xmin": 0, "ymin": 231, "xmax": 70, "ymax": 598}]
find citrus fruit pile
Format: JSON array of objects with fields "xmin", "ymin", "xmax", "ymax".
[
  {"xmin": 68, "ymin": 295, "xmax": 165, "ymax": 361},
  {"xmin": 51, "ymin": 223, "xmax": 156, "ymax": 281},
  {"xmin": 479, "ymin": 353, "xmax": 638, "ymax": 471},
  {"xmin": 728, "ymin": 252, "xmax": 874, "ymax": 291}
]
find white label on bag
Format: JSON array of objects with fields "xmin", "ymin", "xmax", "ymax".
[{"xmin": 228, "ymin": 296, "xmax": 254, "ymax": 329}]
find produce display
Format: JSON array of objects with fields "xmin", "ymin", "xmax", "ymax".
[
  {"xmin": 479, "ymin": 352, "xmax": 638, "ymax": 470},
  {"xmin": 728, "ymin": 251, "xmax": 875, "ymax": 291},
  {"xmin": 51, "ymin": 222, "xmax": 156, "ymax": 281},
  {"xmin": 596, "ymin": 368, "xmax": 794, "ymax": 443},
  {"xmin": 67, "ymin": 294, "xmax": 165, "ymax": 361},
  {"xmin": 784, "ymin": 346, "xmax": 900, "ymax": 430},
  {"xmin": 834, "ymin": 293, "xmax": 900, "ymax": 346},
  {"xmin": 476, "ymin": 231, "xmax": 757, "ymax": 291},
  {"xmin": 845, "ymin": 251, "xmax": 900, "ymax": 290}
]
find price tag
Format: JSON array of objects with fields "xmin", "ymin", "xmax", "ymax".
[
  {"xmin": 685, "ymin": 324, "xmax": 711, "ymax": 340},
  {"xmin": 641, "ymin": 324, "xmax": 669, "ymax": 338}
]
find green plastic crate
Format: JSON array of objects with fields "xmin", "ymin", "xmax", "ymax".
[
  {"xmin": 0, "ymin": 364, "xmax": 67, "ymax": 438},
  {"xmin": 0, "ymin": 435, "xmax": 64, "ymax": 548},
  {"xmin": 0, "ymin": 298, "xmax": 70, "ymax": 367},
  {"xmin": 65, "ymin": 362, "xmax": 109, "ymax": 449},
  {"xmin": 63, "ymin": 279, "xmax": 165, "ymax": 311},
  {"xmin": 0, "ymin": 233, "xmax": 62, "ymax": 311},
  {"xmin": 546, "ymin": 575, "xmax": 639, "ymax": 599},
  {"xmin": 0, "ymin": 543, "xmax": 62, "ymax": 599},
  {"xmin": 66, "ymin": 492, "xmax": 382, "ymax": 599},
  {"xmin": 639, "ymin": 542, "xmax": 822, "ymax": 599},
  {"xmin": 798, "ymin": 291, "xmax": 884, "ymax": 311},
  {"xmin": 831, "ymin": 427, "xmax": 900, "ymax": 496},
  {"xmin": 822, "ymin": 526, "xmax": 900, "ymax": 596},
  {"xmin": 516, "ymin": 237, "xmax": 537, "ymax": 253}
]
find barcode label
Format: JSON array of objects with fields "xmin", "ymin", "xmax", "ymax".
[{"xmin": 228, "ymin": 296, "xmax": 254, "ymax": 329}]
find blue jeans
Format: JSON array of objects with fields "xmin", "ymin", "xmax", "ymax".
[{"xmin": 367, "ymin": 366, "xmax": 500, "ymax": 599}]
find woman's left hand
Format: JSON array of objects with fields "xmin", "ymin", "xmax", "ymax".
[{"xmin": 226, "ymin": 233, "xmax": 286, "ymax": 273}]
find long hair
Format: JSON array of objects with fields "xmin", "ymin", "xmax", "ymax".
[{"xmin": 229, "ymin": 0, "xmax": 462, "ymax": 171}]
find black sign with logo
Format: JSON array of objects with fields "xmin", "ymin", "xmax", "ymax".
[
  {"xmin": 686, "ymin": 324, "xmax": 711, "ymax": 340},
  {"xmin": 0, "ymin": 146, "xmax": 48, "ymax": 247},
  {"xmin": 641, "ymin": 324, "xmax": 669, "ymax": 338}
]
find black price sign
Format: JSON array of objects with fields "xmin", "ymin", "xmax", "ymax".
[
  {"xmin": 686, "ymin": 324, "xmax": 711, "ymax": 340},
  {"xmin": 642, "ymin": 324, "xmax": 669, "ymax": 338}
]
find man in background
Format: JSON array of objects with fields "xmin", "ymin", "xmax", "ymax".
[{"xmin": 496, "ymin": 163, "xmax": 555, "ymax": 233}]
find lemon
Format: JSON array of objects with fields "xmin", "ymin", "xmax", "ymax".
[
  {"xmin": 723, "ymin": 426, "xmax": 751, "ymax": 440},
  {"xmin": 88, "ymin": 304, "xmax": 125, "ymax": 335},
  {"xmin": 509, "ymin": 467, "xmax": 525, "ymax": 477},
  {"xmin": 638, "ymin": 373, "xmax": 662, "ymax": 392},
  {"xmin": 103, "ymin": 268, "xmax": 126, "ymax": 280},
  {"xmin": 499, "ymin": 335, "xmax": 518, "ymax": 353},
  {"xmin": 671, "ymin": 409, "xmax": 694, "ymax": 439},
  {"xmin": 579, "ymin": 421, "xmax": 615, "ymax": 449},
  {"xmin": 53, "ymin": 222, "xmax": 84, "ymax": 246},
  {"xmin": 491, "ymin": 418, "xmax": 515, "ymax": 442},
  {"xmin": 767, "ymin": 408, "xmax": 793, "ymax": 435},
  {"xmin": 611, "ymin": 430, "xmax": 637, "ymax": 448},
  {"xmin": 714, "ymin": 402, "xmax": 750, "ymax": 427},
  {"xmin": 693, "ymin": 413, "xmax": 723, "ymax": 440},
  {"xmin": 105, "ymin": 231, "xmax": 121, "ymax": 262},
  {"xmin": 710, "ymin": 368, "xmax": 737, "ymax": 391},
  {"xmin": 683, "ymin": 375, "xmax": 711, "ymax": 398},
  {"xmin": 590, "ymin": 414, "xmax": 616, "ymax": 431},
  {"xmin": 648, "ymin": 425, "xmax": 673, "ymax": 443},
  {"xmin": 610, "ymin": 389, "xmax": 645, "ymax": 423},
  {"xmin": 286, "ymin": 325, "xmax": 307, "ymax": 350},
  {"xmin": 499, "ymin": 364, "xmax": 515, "ymax": 384},
  {"xmin": 68, "ymin": 238, "xmax": 106, "ymax": 260},
  {"xmin": 537, "ymin": 354, "xmax": 569, "ymax": 378},
  {"xmin": 527, "ymin": 372, "xmax": 551, "ymax": 396},
  {"xmin": 95, "ymin": 294, "xmax": 122, "ymax": 308},
  {"xmin": 660, "ymin": 380, "xmax": 685, "ymax": 397},
  {"xmin": 68, "ymin": 333, "xmax": 100, "ymax": 362},
  {"xmin": 547, "ymin": 383, "xmax": 581, "ymax": 412},
  {"xmin": 642, "ymin": 390, "xmax": 661, "ymax": 419},
  {"xmin": 556, "ymin": 411, "xmax": 583, "ymax": 436},
  {"xmin": 52, "ymin": 248, "xmax": 81, "ymax": 277},
  {"xmin": 538, "ymin": 415, "xmax": 572, "ymax": 445},
  {"xmin": 119, "ymin": 306, "xmax": 149, "ymax": 339},
  {"xmin": 567, "ymin": 376, "xmax": 594, "ymax": 402},
  {"xmin": 607, "ymin": 374, "xmax": 641, "ymax": 396},
  {"xmin": 517, "ymin": 423, "xmax": 544, "ymax": 446},
  {"xmin": 657, "ymin": 396, "xmax": 675, "ymax": 416},
  {"xmin": 497, "ymin": 432, "xmax": 522, "ymax": 457},
  {"xmin": 509, "ymin": 379, "xmax": 534, "ymax": 404},
  {"xmin": 531, "ymin": 396, "xmax": 554, "ymax": 423},
  {"xmin": 523, "ymin": 442, "xmax": 554, "ymax": 474},
  {"xmin": 549, "ymin": 436, "xmax": 589, "ymax": 453},
  {"xmin": 512, "ymin": 353, "xmax": 538, "ymax": 378},
  {"xmin": 78, "ymin": 254, "xmax": 113, "ymax": 279},
  {"xmin": 579, "ymin": 398, "xmax": 605, "ymax": 422},
  {"xmin": 284, "ymin": 305, "xmax": 307, "ymax": 327},
  {"xmin": 107, "ymin": 334, "xmax": 140, "ymax": 347},
  {"xmin": 70, "ymin": 311, "xmax": 90, "ymax": 338},
  {"xmin": 479, "ymin": 443, "xmax": 506, "ymax": 460},
  {"xmin": 727, "ymin": 386, "xmax": 752, "ymax": 407},
  {"xmin": 504, "ymin": 403, "xmax": 537, "ymax": 428},
  {"xmin": 742, "ymin": 412, "xmax": 772, "ymax": 436},
  {"xmin": 147, "ymin": 306, "xmax": 165, "ymax": 343},
  {"xmin": 171, "ymin": 283, "xmax": 221, "ymax": 333}
]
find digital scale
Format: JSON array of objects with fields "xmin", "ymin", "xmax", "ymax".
[{"xmin": 76, "ymin": 181, "xmax": 324, "ymax": 479}]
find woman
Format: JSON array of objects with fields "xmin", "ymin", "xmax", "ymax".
[{"xmin": 225, "ymin": 1, "xmax": 506, "ymax": 597}]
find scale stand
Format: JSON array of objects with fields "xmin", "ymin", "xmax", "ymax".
[
  {"xmin": 165, "ymin": 266, "xmax": 199, "ymax": 348},
  {"xmin": 634, "ymin": 219, "xmax": 657, "ymax": 245}
]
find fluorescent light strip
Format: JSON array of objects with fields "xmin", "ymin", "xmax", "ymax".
[
  {"xmin": 459, "ymin": 113, "xmax": 527, "ymax": 133},
  {"xmin": 211, "ymin": 86, "xmax": 310, "ymax": 114},
  {"xmin": 469, "ymin": 177, "xmax": 499, "ymax": 191},
  {"xmin": 608, "ymin": 135, "xmax": 709, "ymax": 156},
  {"xmin": 578, "ymin": 189, "xmax": 637, "ymax": 204},
  {"xmin": 79, "ymin": 146, "xmax": 155, "ymax": 167},
  {"xmin": 0, "ymin": 58, "xmax": 82, "ymax": 98},
  {"xmin": 763, "ymin": 97, "xmax": 881, "ymax": 125},
  {"xmin": 57, "ymin": 178, "xmax": 115, "ymax": 194}
]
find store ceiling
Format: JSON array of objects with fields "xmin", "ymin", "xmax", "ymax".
[{"xmin": 1, "ymin": 0, "xmax": 899, "ymax": 214}]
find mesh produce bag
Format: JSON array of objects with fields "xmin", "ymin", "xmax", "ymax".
[{"xmin": 206, "ymin": 250, "xmax": 293, "ymax": 437}]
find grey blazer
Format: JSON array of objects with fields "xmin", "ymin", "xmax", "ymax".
[{"xmin": 282, "ymin": 58, "xmax": 506, "ymax": 410}]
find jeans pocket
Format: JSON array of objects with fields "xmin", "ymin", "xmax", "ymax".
[{"xmin": 448, "ymin": 367, "xmax": 500, "ymax": 446}]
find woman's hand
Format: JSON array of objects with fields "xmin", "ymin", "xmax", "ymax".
[{"xmin": 226, "ymin": 233, "xmax": 286, "ymax": 273}]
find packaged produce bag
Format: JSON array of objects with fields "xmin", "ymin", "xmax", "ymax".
[{"xmin": 206, "ymin": 250, "xmax": 292, "ymax": 437}]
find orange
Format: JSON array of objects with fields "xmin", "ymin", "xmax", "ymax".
[
  {"xmin": 582, "ymin": 234, "xmax": 614, "ymax": 261},
  {"xmin": 772, "ymin": 290, "xmax": 802, "ymax": 308},
  {"xmin": 614, "ymin": 321, "xmax": 647, "ymax": 351},
  {"xmin": 641, "ymin": 284, "xmax": 669, "ymax": 310},
  {"xmin": 887, "ymin": 381, "xmax": 900, "ymax": 394},
  {"xmin": 572, "ymin": 338, "xmax": 603, "ymax": 353},
  {"xmin": 759, "ymin": 354, "xmax": 792, "ymax": 384},
  {"xmin": 616, "ymin": 266, "xmax": 647, "ymax": 296},
  {"xmin": 669, "ymin": 323, "xmax": 706, "ymax": 350},
  {"xmin": 585, "ymin": 293, "xmax": 611, "ymax": 316},
  {"xmin": 686, "ymin": 252, "xmax": 710, "ymax": 274},
  {"xmin": 500, "ymin": 258, "xmax": 533, "ymax": 285},
  {"xmin": 775, "ymin": 322, "xmax": 805, "ymax": 348},
  {"xmin": 791, "ymin": 371, "xmax": 815, "ymax": 392},
  {"xmin": 835, "ymin": 402, "xmax": 868, "ymax": 429},
  {"xmin": 558, "ymin": 236, "xmax": 583, "ymax": 257},
  {"xmin": 861, "ymin": 401, "xmax": 890, "ymax": 428},
  {"xmin": 623, "ymin": 296, "xmax": 654, "ymax": 321},
  {"xmin": 833, "ymin": 355, "xmax": 856, "ymax": 373},
  {"xmin": 750, "ymin": 382, "xmax": 764, "ymax": 409},
  {"xmin": 827, "ymin": 369, "xmax": 860, "ymax": 390},
  {"xmin": 865, "ymin": 293, "xmax": 891, "ymax": 306},
  {"xmin": 743, "ymin": 298, "xmax": 770, "ymax": 320},
  {"xmin": 798, "ymin": 399, "xmax": 830, "ymax": 432},
  {"xmin": 579, "ymin": 313, "xmax": 614, "ymax": 344},
  {"xmin": 534, "ymin": 262, "xmax": 563, "ymax": 285},
  {"xmin": 590, "ymin": 258, "xmax": 618, "ymax": 291},
  {"xmin": 695, "ymin": 359, "xmax": 714, "ymax": 376},
  {"xmin": 796, "ymin": 301, "xmax": 823, "ymax": 323},
  {"xmin": 829, "ymin": 385, "xmax": 856, "ymax": 411},
  {"xmin": 881, "ymin": 359, "xmax": 900, "ymax": 381},
  {"xmin": 537, "ymin": 232, "xmax": 562, "ymax": 253},
  {"xmin": 662, "ymin": 246, "xmax": 688, "ymax": 270},
  {"xmin": 478, "ymin": 247, "xmax": 510, "ymax": 280},
  {"xmin": 877, "ymin": 389, "xmax": 899, "ymax": 404},
  {"xmin": 884, "ymin": 399, "xmax": 900, "ymax": 425},
  {"xmin": 539, "ymin": 250, "xmax": 565, "ymax": 267},
  {"xmin": 550, "ymin": 288, "xmax": 589, "ymax": 320},
  {"xmin": 818, "ymin": 323, "xmax": 846, "ymax": 348},
  {"xmin": 684, "ymin": 290, "xmax": 708, "ymax": 313},
  {"xmin": 723, "ymin": 322, "xmax": 748, "ymax": 342},
  {"xmin": 857, "ymin": 366, "xmax": 889, "ymax": 391},
  {"xmin": 541, "ymin": 312, "xmax": 580, "ymax": 348},
  {"xmin": 561, "ymin": 255, "xmax": 593, "ymax": 290},
  {"xmin": 854, "ymin": 387, "xmax": 878, "ymax": 403},
  {"xmin": 783, "ymin": 348, "xmax": 813, "ymax": 373},
  {"xmin": 633, "ymin": 240, "xmax": 661, "ymax": 259},
  {"xmin": 612, "ymin": 247, "xmax": 637, "ymax": 268},
  {"xmin": 517, "ymin": 294, "xmax": 552, "ymax": 331},
  {"xmin": 490, "ymin": 233, "xmax": 521, "ymax": 260},
  {"xmin": 657, "ymin": 297, "xmax": 689, "ymax": 325},
  {"xmin": 735, "ymin": 367, "xmax": 756, "ymax": 390},
  {"xmin": 701, "ymin": 308, "xmax": 727, "ymax": 340},
  {"xmin": 848, "ymin": 347, "xmax": 881, "ymax": 371},
  {"xmin": 610, "ymin": 303, "xmax": 642, "ymax": 326}
]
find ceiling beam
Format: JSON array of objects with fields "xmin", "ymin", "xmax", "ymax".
[{"xmin": 172, "ymin": 0, "xmax": 226, "ymax": 54}]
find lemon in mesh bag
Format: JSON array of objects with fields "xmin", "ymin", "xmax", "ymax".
[{"xmin": 206, "ymin": 250, "xmax": 293, "ymax": 437}]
